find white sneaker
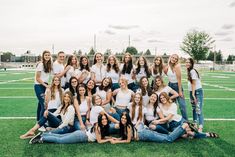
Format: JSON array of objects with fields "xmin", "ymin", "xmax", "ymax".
[{"xmin": 38, "ymin": 126, "xmax": 46, "ymax": 132}]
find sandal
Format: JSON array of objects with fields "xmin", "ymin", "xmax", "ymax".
[
  {"xmin": 208, "ymin": 132, "xmax": 219, "ymax": 138},
  {"xmin": 185, "ymin": 121, "xmax": 198, "ymax": 133}
]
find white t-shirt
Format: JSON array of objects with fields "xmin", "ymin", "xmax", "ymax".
[
  {"xmin": 135, "ymin": 67, "xmax": 147, "ymax": 82},
  {"xmin": 96, "ymin": 87, "xmax": 111, "ymax": 107},
  {"xmin": 86, "ymin": 128, "xmax": 96, "ymax": 142},
  {"xmin": 151, "ymin": 68, "xmax": 165, "ymax": 78},
  {"xmin": 155, "ymin": 86, "xmax": 173, "ymax": 96},
  {"xmin": 53, "ymin": 105, "xmax": 75, "ymax": 128},
  {"xmin": 128, "ymin": 103, "xmax": 146, "ymax": 125},
  {"xmin": 66, "ymin": 67, "xmax": 80, "ymax": 83},
  {"xmin": 34, "ymin": 62, "xmax": 50, "ymax": 84},
  {"xmin": 158, "ymin": 103, "xmax": 182, "ymax": 122},
  {"xmin": 79, "ymin": 69, "xmax": 91, "ymax": 84},
  {"xmin": 144, "ymin": 106, "xmax": 159, "ymax": 122},
  {"xmin": 167, "ymin": 68, "xmax": 178, "ymax": 83},
  {"xmin": 90, "ymin": 106, "xmax": 104, "ymax": 125},
  {"xmin": 53, "ymin": 61, "xmax": 66, "ymax": 87},
  {"xmin": 188, "ymin": 69, "xmax": 202, "ymax": 91},
  {"xmin": 91, "ymin": 64, "xmax": 106, "ymax": 85},
  {"xmin": 120, "ymin": 64, "xmax": 135, "ymax": 84},
  {"xmin": 106, "ymin": 69, "xmax": 120, "ymax": 84},
  {"xmin": 46, "ymin": 88, "xmax": 64, "ymax": 110},
  {"xmin": 115, "ymin": 89, "xmax": 133, "ymax": 108}
]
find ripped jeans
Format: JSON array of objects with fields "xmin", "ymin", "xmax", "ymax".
[{"xmin": 34, "ymin": 84, "xmax": 46, "ymax": 121}]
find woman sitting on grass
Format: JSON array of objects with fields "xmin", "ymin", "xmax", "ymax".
[
  {"xmin": 20, "ymin": 91, "xmax": 75, "ymax": 139},
  {"xmin": 29, "ymin": 113, "xmax": 117, "ymax": 144}
]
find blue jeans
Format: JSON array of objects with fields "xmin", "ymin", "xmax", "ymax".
[
  {"xmin": 137, "ymin": 123, "xmax": 185, "ymax": 143},
  {"xmin": 74, "ymin": 116, "xmax": 86, "ymax": 130},
  {"xmin": 190, "ymin": 88, "xmax": 204, "ymax": 127},
  {"xmin": 34, "ymin": 84, "xmax": 46, "ymax": 121},
  {"xmin": 153, "ymin": 124, "xmax": 169, "ymax": 134},
  {"xmin": 168, "ymin": 82, "xmax": 188, "ymax": 120},
  {"xmin": 42, "ymin": 130, "xmax": 88, "ymax": 144},
  {"xmin": 114, "ymin": 107, "xmax": 129, "ymax": 117},
  {"xmin": 168, "ymin": 118, "xmax": 185, "ymax": 131}
]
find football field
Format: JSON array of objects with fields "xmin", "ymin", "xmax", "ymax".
[{"xmin": 0, "ymin": 69, "xmax": 235, "ymax": 157}]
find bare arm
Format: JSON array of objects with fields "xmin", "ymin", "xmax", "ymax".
[
  {"xmin": 175, "ymin": 65, "xmax": 183, "ymax": 97},
  {"xmin": 102, "ymin": 90, "xmax": 112, "ymax": 106},
  {"xmin": 36, "ymin": 71, "xmax": 49, "ymax": 88},
  {"xmin": 169, "ymin": 88, "xmax": 179, "ymax": 100},
  {"xmin": 73, "ymin": 98, "xmax": 85, "ymax": 130},
  {"xmin": 191, "ymin": 80, "xmax": 197, "ymax": 101},
  {"xmin": 110, "ymin": 126, "xmax": 132, "ymax": 144},
  {"xmin": 95, "ymin": 125, "xmax": 111, "ymax": 143}
]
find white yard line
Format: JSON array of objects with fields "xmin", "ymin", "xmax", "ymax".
[
  {"xmin": 0, "ymin": 88, "xmax": 32, "ymax": 89},
  {"xmin": 0, "ymin": 77, "xmax": 33, "ymax": 84}
]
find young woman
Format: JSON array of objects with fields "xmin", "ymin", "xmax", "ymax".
[
  {"xmin": 186, "ymin": 58, "xmax": 204, "ymax": 132},
  {"xmin": 96, "ymin": 77, "xmax": 112, "ymax": 112},
  {"xmin": 120, "ymin": 53, "xmax": 137, "ymax": 92},
  {"xmin": 145, "ymin": 93, "xmax": 169, "ymax": 134},
  {"xmin": 91, "ymin": 53, "xmax": 106, "ymax": 86},
  {"xmin": 165, "ymin": 54, "xmax": 188, "ymax": 120},
  {"xmin": 135, "ymin": 56, "xmax": 151, "ymax": 84},
  {"xmin": 78, "ymin": 56, "xmax": 91, "ymax": 84},
  {"xmin": 73, "ymin": 84, "xmax": 91, "ymax": 130},
  {"xmin": 110, "ymin": 112, "xmax": 218, "ymax": 144},
  {"xmin": 150, "ymin": 56, "xmax": 165, "ymax": 87},
  {"xmin": 85, "ymin": 79, "xmax": 96, "ymax": 98},
  {"xmin": 64, "ymin": 55, "xmax": 79, "ymax": 89},
  {"xmin": 29, "ymin": 113, "xmax": 116, "ymax": 144},
  {"xmin": 45, "ymin": 76, "xmax": 64, "ymax": 113},
  {"xmin": 153, "ymin": 75, "xmax": 179, "ymax": 100},
  {"xmin": 137, "ymin": 76, "xmax": 152, "ymax": 107},
  {"xmin": 113, "ymin": 77, "xmax": 134, "ymax": 116},
  {"xmin": 155, "ymin": 92, "xmax": 184, "ymax": 132},
  {"xmin": 106, "ymin": 55, "xmax": 120, "ymax": 91},
  {"xmin": 53, "ymin": 51, "xmax": 66, "ymax": 89},
  {"xmin": 65, "ymin": 77, "xmax": 79, "ymax": 97},
  {"xmin": 34, "ymin": 50, "xmax": 52, "ymax": 121},
  {"xmin": 20, "ymin": 91, "xmax": 75, "ymax": 139},
  {"xmin": 128, "ymin": 93, "xmax": 146, "ymax": 126}
]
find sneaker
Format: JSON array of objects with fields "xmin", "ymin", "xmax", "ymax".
[
  {"xmin": 29, "ymin": 132, "xmax": 43, "ymax": 144},
  {"xmin": 38, "ymin": 126, "xmax": 46, "ymax": 132}
]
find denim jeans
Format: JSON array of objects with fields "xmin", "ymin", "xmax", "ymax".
[
  {"xmin": 114, "ymin": 107, "xmax": 129, "ymax": 117},
  {"xmin": 137, "ymin": 123, "xmax": 185, "ymax": 143},
  {"xmin": 168, "ymin": 82, "xmax": 188, "ymax": 120},
  {"xmin": 168, "ymin": 118, "xmax": 185, "ymax": 131},
  {"xmin": 42, "ymin": 130, "xmax": 88, "ymax": 144},
  {"xmin": 34, "ymin": 84, "xmax": 46, "ymax": 121},
  {"xmin": 189, "ymin": 88, "xmax": 204, "ymax": 127},
  {"xmin": 74, "ymin": 116, "xmax": 86, "ymax": 130},
  {"xmin": 153, "ymin": 124, "xmax": 169, "ymax": 134}
]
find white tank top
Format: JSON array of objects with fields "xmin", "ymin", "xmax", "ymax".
[
  {"xmin": 86, "ymin": 128, "xmax": 96, "ymax": 142},
  {"xmin": 167, "ymin": 68, "xmax": 178, "ymax": 83},
  {"xmin": 106, "ymin": 69, "xmax": 119, "ymax": 84},
  {"xmin": 96, "ymin": 87, "xmax": 111, "ymax": 107},
  {"xmin": 80, "ymin": 99, "xmax": 89, "ymax": 116},
  {"xmin": 47, "ymin": 90, "xmax": 62, "ymax": 110},
  {"xmin": 115, "ymin": 89, "xmax": 133, "ymax": 107}
]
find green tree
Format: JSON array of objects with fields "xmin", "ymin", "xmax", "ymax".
[
  {"xmin": 0, "ymin": 52, "xmax": 14, "ymax": 62},
  {"xmin": 104, "ymin": 49, "xmax": 112, "ymax": 55},
  {"xmin": 144, "ymin": 49, "xmax": 151, "ymax": 55},
  {"xmin": 207, "ymin": 50, "xmax": 223, "ymax": 62},
  {"xmin": 88, "ymin": 47, "xmax": 95, "ymax": 55},
  {"xmin": 126, "ymin": 46, "xmax": 138, "ymax": 55},
  {"xmin": 227, "ymin": 55, "xmax": 235, "ymax": 62},
  {"xmin": 181, "ymin": 30, "xmax": 215, "ymax": 63}
]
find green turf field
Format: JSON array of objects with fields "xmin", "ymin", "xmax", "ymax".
[{"xmin": 0, "ymin": 69, "xmax": 235, "ymax": 157}]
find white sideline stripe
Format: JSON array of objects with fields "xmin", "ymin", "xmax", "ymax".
[
  {"xmin": 0, "ymin": 77, "xmax": 33, "ymax": 84},
  {"xmin": 1, "ymin": 117, "xmax": 235, "ymax": 121},
  {"xmin": 0, "ymin": 97, "xmax": 235, "ymax": 100},
  {"xmin": 0, "ymin": 88, "xmax": 32, "ymax": 89}
]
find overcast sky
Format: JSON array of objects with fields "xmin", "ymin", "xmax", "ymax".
[{"xmin": 0, "ymin": 0, "xmax": 235, "ymax": 57}]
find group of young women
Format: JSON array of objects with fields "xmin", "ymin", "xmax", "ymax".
[{"xmin": 19, "ymin": 50, "xmax": 218, "ymax": 144}]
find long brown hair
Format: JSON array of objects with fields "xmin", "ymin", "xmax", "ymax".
[
  {"xmin": 131, "ymin": 93, "xmax": 143, "ymax": 122},
  {"xmin": 106, "ymin": 55, "xmax": 120, "ymax": 73},
  {"xmin": 139, "ymin": 76, "xmax": 152, "ymax": 96},
  {"xmin": 159, "ymin": 92, "xmax": 172, "ymax": 104},
  {"xmin": 42, "ymin": 50, "xmax": 52, "ymax": 73},
  {"xmin": 136, "ymin": 56, "xmax": 151, "ymax": 78},
  {"xmin": 187, "ymin": 58, "xmax": 200, "ymax": 83},
  {"xmin": 59, "ymin": 91, "xmax": 73, "ymax": 114},
  {"xmin": 148, "ymin": 93, "xmax": 159, "ymax": 117},
  {"xmin": 93, "ymin": 53, "xmax": 103, "ymax": 65},
  {"xmin": 50, "ymin": 76, "xmax": 63, "ymax": 103},
  {"xmin": 153, "ymin": 56, "xmax": 163, "ymax": 75},
  {"xmin": 153, "ymin": 76, "xmax": 166, "ymax": 92}
]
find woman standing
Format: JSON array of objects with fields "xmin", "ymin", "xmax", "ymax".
[
  {"xmin": 91, "ymin": 53, "xmax": 106, "ymax": 86},
  {"xmin": 65, "ymin": 77, "xmax": 79, "ymax": 97},
  {"xmin": 120, "ymin": 53, "xmax": 137, "ymax": 92},
  {"xmin": 165, "ymin": 54, "xmax": 188, "ymax": 120},
  {"xmin": 186, "ymin": 58, "xmax": 204, "ymax": 132},
  {"xmin": 78, "ymin": 56, "xmax": 91, "ymax": 84},
  {"xmin": 135, "ymin": 56, "xmax": 151, "ymax": 85},
  {"xmin": 106, "ymin": 55, "xmax": 120, "ymax": 91},
  {"xmin": 150, "ymin": 56, "xmax": 165, "ymax": 87},
  {"xmin": 34, "ymin": 50, "xmax": 52, "ymax": 121},
  {"xmin": 137, "ymin": 76, "xmax": 152, "ymax": 107}
]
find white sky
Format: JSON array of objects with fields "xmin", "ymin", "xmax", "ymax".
[{"xmin": 0, "ymin": 0, "xmax": 235, "ymax": 58}]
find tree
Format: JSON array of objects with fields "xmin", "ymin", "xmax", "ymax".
[
  {"xmin": 144, "ymin": 49, "xmax": 151, "ymax": 55},
  {"xmin": 126, "ymin": 46, "xmax": 138, "ymax": 55},
  {"xmin": 104, "ymin": 49, "xmax": 112, "ymax": 55},
  {"xmin": 78, "ymin": 49, "xmax": 83, "ymax": 56},
  {"xmin": 88, "ymin": 47, "xmax": 95, "ymax": 55},
  {"xmin": 0, "ymin": 52, "xmax": 14, "ymax": 62},
  {"xmin": 227, "ymin": 55, "xmax": 235, "ymax": 62},
  {"xmin": 207, "ymin": 50, "xmax": 223, "ymax": 62},
  {"xmin": 181, "ymin": 30, "xmax": 215, "ymax": 63}
]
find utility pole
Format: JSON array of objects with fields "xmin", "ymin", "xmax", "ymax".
[
  {"xmin": 94, "ymin": 34, "xmax": 96, "ymax": 52},
  {"xmin": 213, "ymin": 45, "xmax": 216, "ymax": 71},
  {"xmin": 128, "ymin": 35, "xmax": 130, "ymax": 47},
  {"xmin": 155, "ymin": 47, "xmax": 157, "ymax": 56},
  {"xmin": 52, "ymin": 44, "xmax": 54, "ymax": 54}
]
